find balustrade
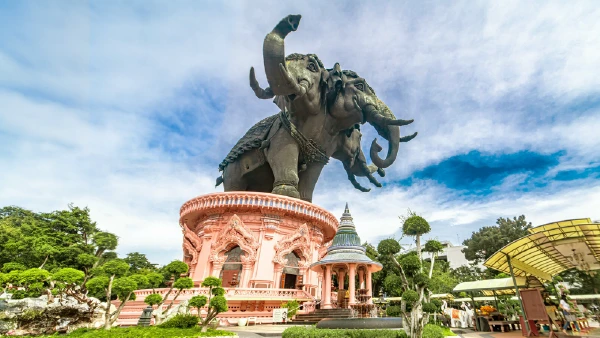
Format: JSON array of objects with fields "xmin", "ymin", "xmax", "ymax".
[
  {"xmin": 179, "ymin": 192, "xmax": 338, "ymax": 236},
  {"xmin": 134, "ymin": 287, "xmax": 313, "ymax": 301}
]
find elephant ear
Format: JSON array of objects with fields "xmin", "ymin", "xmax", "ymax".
[{"xmin": 325, "ymin": 63, "xmax": 344, "ymax": 110}]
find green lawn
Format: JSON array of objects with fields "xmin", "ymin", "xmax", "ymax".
[{"xmin": 20, "ymin": 327, "xmax": 235, "ymax": 337}]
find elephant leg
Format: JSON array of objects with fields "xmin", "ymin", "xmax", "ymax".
[
  {"xmin": 266, "ymin": 129, "xmax": 301, "ymax": 199},
  {"xmin": 222, "ymin": 162, "xmax": 248, "ymax": 191},
  {"xmin": 298, "ymin": 163, "xmax": 325, "ymax": 202}
]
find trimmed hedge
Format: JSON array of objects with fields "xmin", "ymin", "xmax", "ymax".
[
  {"xmin": 159, "ymin": 314, "xmax": 200, "ymax": 328},
  {"xmin": 282, "ymin": 326, "xmax": 408, "ymax": 338},
  {"xmin": 22, "ymin": 327, "xmax": 235, "ymax": 337},
  {"xmin": 423, "ymin": 324, "xmax": 444, "ymax": 338}
]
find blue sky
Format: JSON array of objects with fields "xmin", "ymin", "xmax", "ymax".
[{"xmin": 1, "ymin": 1, "xmax": 599, "ymax": 264}]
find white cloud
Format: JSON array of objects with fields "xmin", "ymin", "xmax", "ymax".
[{"xmin": 1, "ymin": 1, "xmax": 599, "ymax": 265}]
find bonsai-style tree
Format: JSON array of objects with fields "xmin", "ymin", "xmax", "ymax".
[
  {"xmin": 423, "ymin": 240, "xmax": 444, "ymax": 279},
  {"xmin": 85, "ymin": 259, "xmax": 129, "ymax": 329},
  {"xmin": 143, "ymin": 260, "xmax": 192, "ymax": 324},
  {"xmin": 378, "ymin": 210, "xmax": 434, "ymax": 338},
  {"xmin": 186, "ymin": 277, "xmax": 227, "ymax": 332}
]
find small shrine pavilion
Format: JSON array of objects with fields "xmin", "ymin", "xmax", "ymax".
[{"xmin": 311, "ymin": 204, "xmax": 382, "ymax": 312}]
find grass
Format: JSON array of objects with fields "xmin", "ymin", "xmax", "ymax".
[
  {"xmin": 441, "ymin": 326, "xmax": 457, "ymax": 336},
  {"xmin": 20, "ymin": 326, "xmax": 236, "ymax": 337}
]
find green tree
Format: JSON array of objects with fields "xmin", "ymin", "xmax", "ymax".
[
  {"xmin": 124, "ymin": 252, "xmax": 156, "ymax": 272},
  {"xmin": 149, "ymin": 260, "xmax": 191, "ymax": 324},
  {"xmin": 423, "ymin": 240, "xmax": 444, "ymax": 279},
  {"xmin": 189, "ymin": 277, "xmax": 228, "ymax": 332},
  {"xmin": 0, "ymin": 205, "xmax": 119, "ymax": 271},
  {"xmin": 378, "ymin": 210, "xmax": 433, "ymax": 338},
  {"xmin": 99, "ymin": 259, "xmax": 130, "ymax": 330},
  {"xmin": 462, "ymin": 215, "xmax": 531, "ymax": 263}
]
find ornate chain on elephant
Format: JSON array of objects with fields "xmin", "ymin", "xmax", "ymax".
[{"xmin": 279, "ymin": 109, "xmax": 329, "ymax": 165}]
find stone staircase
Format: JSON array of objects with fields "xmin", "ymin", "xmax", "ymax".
[{"xmin": 290, "ymin": 308, "xmax": 353, "ymax": 325}]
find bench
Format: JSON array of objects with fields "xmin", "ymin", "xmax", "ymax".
[{"xmin": 488, "ymin": 320, "xmax": 519, "ymax": 332}]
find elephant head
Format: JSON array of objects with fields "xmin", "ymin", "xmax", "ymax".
[
  {"xmin": 250, "ymin": 15, "xmax": 328, "ymax": 114},
  {"xmin": 326, "ymin": 67, "xmax": 418, "ymax": 169},
  {"xmin": 333, "ymin": 125, "xmax": 386, "ymax": 192}
]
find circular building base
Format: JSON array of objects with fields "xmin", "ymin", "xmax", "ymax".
[{"xmin": 316, "ymin": 317, "xmax": 403, "ymax": 329}]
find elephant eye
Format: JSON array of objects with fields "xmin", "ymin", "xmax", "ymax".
[
  {"xmin": 307, "ymin": 62, "xmax": 318, "ymax": 72},
  {"xmin": 355, "ymin": 83, "xmax": 365, "ymax": 91}
]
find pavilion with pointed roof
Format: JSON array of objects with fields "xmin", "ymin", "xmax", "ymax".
[{"xmin": 310, "ymin": 203, "xmax": 383, "ymax": 309}]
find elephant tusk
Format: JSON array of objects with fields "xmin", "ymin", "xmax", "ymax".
[
  {"xmin": 400, "ymin": 131, "xmax": 418, "ymax": 142},
  {"xmin": 249, "ymin": 67, "xmax": 275, "ymax": 99},
  {"xmin": 385, "ymin": 118, "xmax": 414, "ymax": 126}
]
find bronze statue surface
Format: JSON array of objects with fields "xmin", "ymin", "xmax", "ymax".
[{"xmin": 216, "ymin": 15, "xmax": 417, "ymax": 202}]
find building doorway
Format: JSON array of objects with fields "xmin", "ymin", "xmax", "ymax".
[
  {"xmin": 220, "ymin": 245, "xmax": 244, "ymax": 287},
  {"xmin": 279, "ymin": 251, "xmax": 302, "ymax": 289}
]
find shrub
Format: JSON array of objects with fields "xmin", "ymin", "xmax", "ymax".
[
  {"xmin": 158, "ymin": 314, "xmax": 200, "ymax": 328},
  {"xmin": 282, "ymin": 326, "xmax": 408, "ymax": 338},
  {"xmin": 57, "ymin": 327, "xmax": 234, "ymax": 337},
  {"xmin": 400, "ymin": 255, "xmax": 421, "ymax": 274},
  {"xmin": 423, "ymin": 324, "xmax": 444, "ymax": 338},
  {"xmin": 144, "ymin": 293, "xmax": 163, "ymax": 306},
  {"xmin": 402, "ymin": 290, "xmax": 419, "ymax": 304},
  {"xmin": 386, "ymin": 305, "xmax": 402, "ymax": 317},
  {"xmin": 423, "ymin": 302, "xmax": 438, "ymax": 313},
  {"xmin": 413, "ymin": 273, "xmax": 430, "ymax": 287}
]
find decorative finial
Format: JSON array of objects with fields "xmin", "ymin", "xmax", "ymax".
[{"xmin": 344, "ymin": 202, "xmax": 349, "ymax": 214}]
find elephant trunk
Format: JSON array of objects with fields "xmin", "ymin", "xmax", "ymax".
[
  {"xmin": 364, "ymin": 103, "xmax": 405, "ymax": 169},
  {"xmin": 263, "ymin": 15, "xmax": 301, "ymax": 96}
]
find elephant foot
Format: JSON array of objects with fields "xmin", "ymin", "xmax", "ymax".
[{"xmin": 272, "ymin": 183, "xmax": 300, "ymax": 199}]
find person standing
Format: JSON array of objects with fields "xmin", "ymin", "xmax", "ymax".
[{"xmin": 560, "ymin": 294, "xmax": 580, "ymax": 334}]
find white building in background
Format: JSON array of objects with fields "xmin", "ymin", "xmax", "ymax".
[{"xmin": 409, "ymin": 241, "xmax": 481, "ymax": 269}]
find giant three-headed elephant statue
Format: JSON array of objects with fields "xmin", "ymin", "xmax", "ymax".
[{"xmin": 215, "ymin": 15, "xmax": 417, "ymax": 202}]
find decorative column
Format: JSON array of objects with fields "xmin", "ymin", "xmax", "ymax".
[
  {"xmin": 273, "ymin": 264, "xmax": 283, "ymax": 289},
  {"xmin": 358, "ymin": 269, "xmax": 364, "ymax": 289},
  {"xmin": 348, "ymin": 263, "xmax": 356, "ymax": 305},
  {"xmin": 366, "ymin": 270, "xmax": 373, "ymax": 304},
  {"xmin": 240, "ymin": 263, "xmax": 253, "ymax": 288},
  {"xmin": 338, "ymin": 270, "xmax": 346, "ymax": 290},
  {"xmin": 323, "ymin": 265, "xmax": 332, "ymax": 309},
  {"xmin": 212, "ymin": 262, "xmax": 224, "ymax": 279}
]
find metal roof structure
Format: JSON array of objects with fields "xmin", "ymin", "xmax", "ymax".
[
  {"xmin": 484, "ymin": 218, "xmax": 600, "ymax": 281},
  {"xmin": 452, "ymin": 276, "xmax": 544, "ymax": 296}
]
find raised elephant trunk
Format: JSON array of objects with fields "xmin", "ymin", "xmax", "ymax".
[
  {"xmin": 364, "ymin": 103, "xmax": 417, "ymax": 168},
  {"xmin": 263, "ymin": 15, "xmax": 302, "ymax": 96}
]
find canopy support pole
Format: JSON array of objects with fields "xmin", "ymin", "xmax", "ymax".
[
  {"xmin": 506, "ymin": 253, "xmax": 530, "ymax": 334},
  {"xmin": 470, "ymin": 292, "xmax": 478, "ymax": 331},
  {"xmin": 492, "ymin": 290, "xmax": 500, "ymax": 311}
]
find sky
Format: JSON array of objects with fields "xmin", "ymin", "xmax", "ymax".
[{"xmin": 1, "ymin": 1, "xmax": 599, "ymax": 265}]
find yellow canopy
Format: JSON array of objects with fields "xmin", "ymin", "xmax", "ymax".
[
  {"xmin": 484, "ymin": 218, "xmax": 600, "ymax": 281},
  {"xmin": 452, "ymin": 276, "xmax": 543, "ymax": 296}
]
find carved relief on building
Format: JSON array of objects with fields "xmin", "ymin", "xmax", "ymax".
[
  {"xmin": 273, "ymin": 223, "xmax": 312, "ymax": 268},
  {"xmin": 182, "ymin": 223, "xmax": 203, "ymax": 266},
  {"xmin": 261, "ymin": 214, "xmax": 281, "ymax": 240},
  {"xmin": 318, "ymin": 240, "xmax": 331, "ymax": 260},
  {"xmin": 209, "ymin": 214, "xmax": 259, "ymax": 264}
]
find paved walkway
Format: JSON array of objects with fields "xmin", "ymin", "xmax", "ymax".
[
  {"xmin": 226, "ymin": 324, "xmax": 298, "ymax": 337},
  {"xmin": 224, "ymin": 324, "xmax": 600, "ymax": 338}
]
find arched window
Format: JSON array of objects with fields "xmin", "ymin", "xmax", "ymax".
[
  {"xmin": 220, "ymin": 245, "xmax": 244, "ymax": 287},
  {"xmin": 283, "ymin": 251, "xmax": 300, "ymax": 275}
]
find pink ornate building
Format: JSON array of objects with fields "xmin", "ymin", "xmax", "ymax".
[
  {"xmin": 179, "ymin": 192, "xmax": 338, "ymax": 295},
  {"xmin": 118, "ymin": 192, "xmax": 383, "ymax": 325}
]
